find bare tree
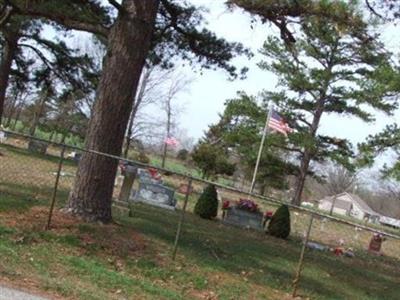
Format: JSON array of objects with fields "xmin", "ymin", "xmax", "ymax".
[
  {"xmin": 123, "ymin": 66, "xmax": 172, "ymax": 158},
  {"xmin": 160, "ymin": 72, "xmax": 191, "ymax": 168},
  {"xmin": 380, "ymin": 179, "xmax": 400, "ymax": 202}
]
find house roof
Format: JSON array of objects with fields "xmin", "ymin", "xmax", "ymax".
[
  {"xmin": 345, "ymin": 193, "xmax": 379, "ymax": 216},
  {"xmin": 320, "ymin": 192, "xmax": 378, "ymax": 216},
  {"xmin": 320, "ymin": 196, "xmax": 352, "ymax": 211}
]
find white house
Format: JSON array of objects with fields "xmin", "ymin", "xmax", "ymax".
[
  {"xmin": 318, "ymin": 192, "xmax": 380, "ymax": 223},
  {"xmin": 379, "ymin": 216, "xmax": 400, "ymax": 229}
]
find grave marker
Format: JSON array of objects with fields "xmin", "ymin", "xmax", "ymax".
[{"xmin": 131, "ymin": 181, "xmax": 176, "ymax": 210}]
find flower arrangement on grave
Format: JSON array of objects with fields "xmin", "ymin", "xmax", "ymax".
[
  {"xmin": 235, "ymin": 198, "xmax": 260, "ymax": 213},
  {"xmin": 263, "ymin": 210, "xmax": 274, "ymax": 227},
  {"xmin": 222, "ymin": 200, "xmax": 230, "ymax": 210},
  {"xmin": 221, "ymin": 200, "xmax": 231, "ymax": 219}
]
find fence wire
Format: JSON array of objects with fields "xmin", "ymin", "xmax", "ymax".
[{"xmin": 1, "ymin": 130, "xmax": 400, "ymax": 299}]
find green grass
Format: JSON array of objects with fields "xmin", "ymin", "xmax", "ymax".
[
  {"xmin": 4, "ymin": 119, "xmax": 85, "ymax": 147},
  {"xmin": 0, "ymin": 195, "xmax": 399, "ymax": 299},
  {"xmin": 1, "ymin": 137, "xmax": 400, "ymax": 299}
]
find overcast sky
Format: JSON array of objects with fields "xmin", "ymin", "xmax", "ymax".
[{"xmin": 164, "ymin": 1, "xmax": 400, "ymax": 149}]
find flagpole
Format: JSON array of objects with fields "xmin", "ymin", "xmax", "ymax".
[{"xmin": 249, "ymin": 103, "xmax": 273, "ymax": 194}]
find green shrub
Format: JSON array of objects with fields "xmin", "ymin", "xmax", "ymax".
[
  {"xmin": 194, "ymin": 184, "xmax": 218, "ymax": 219},
  {"xmin": 176, "ymin": 149, "xmax": 189, "ymax": 161},
  {"xmin": 267, "ymin": 205, "xmax": 291, "ymax": 239}
]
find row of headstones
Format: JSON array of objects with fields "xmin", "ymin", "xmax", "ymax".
[{"xmin": 117, "ymin": 164, "xmax": 266, "ymax": 230}]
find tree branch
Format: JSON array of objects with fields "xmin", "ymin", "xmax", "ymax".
[
  {"xmin": 7, "ymin": 0, "xmax": 109, "ymax": 37},
  {"xmin": 0, "ymin": 4, "xmax": 12, "ymax": 27},
  {"xmin": 365, "ymin": 0, "xmax": 383, "ymax": 18},
  {"xmin": 108, "ymin": 0, "xmax": 122, "ymax": 12}
]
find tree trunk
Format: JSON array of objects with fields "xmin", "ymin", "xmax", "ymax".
[
  {"xmin": 329, "ymin": 195, "xmax": 337, "ymax": 216},
  {"xmin": 292, "ymin": 100, "xmax": 325, "ymax": 206},
  {"xmin": 0, "ymin": 27, "xmax": 19, "ymax": 125},
  {"xmin": 4, "ymin": 91, "xmax": 18, "ymax": 127},
  {"xmin": 11, "ymin": 106, "xmax": 22, "ymax": 130},
  {"xmin": 292, "ymin": 150, "xmax": 312, "ymax": 206},
  {"xmin": 29, "ymin": 93, "xmax": 47, "ymax": 136},
  {"xmin": 49, "ymin": 131, "xmax": 55, "ymax": 141},
  {"xmin": 66, "ymin": 0, "xmax": 160, "ymax": 222}
]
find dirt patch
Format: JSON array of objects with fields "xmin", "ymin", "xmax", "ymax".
[{"xmin": 0, "ymin": 206, "xmax": 147, "ymax": 258}]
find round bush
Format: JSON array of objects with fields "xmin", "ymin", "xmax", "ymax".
[
  {"xmin": 194, "ymin": 184, "xmax": 218, "ymax": 219},
  {"xmin": 267, "ymin": 205, "xmax": 291, "ymax": 239}
]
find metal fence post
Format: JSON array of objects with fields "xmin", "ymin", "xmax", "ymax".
[
  {"xmin": 172, "ymin": 177, "xmax": 192, "ymax": 261},
  {"xmin": 292, "ymin": 213, "xmax": 314, "ymax": 298},
  {"xmin": 46, "ymin": 145, "xmax": 66, "ymax": 230}
]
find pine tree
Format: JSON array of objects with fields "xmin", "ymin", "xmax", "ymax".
[
  {"xmin": 268, "ymin": 205, "xmax": 291, "ymax": 239},
  {"xmin": 198, "ymin": 93, "xmax": 298, "ymax": 191},
  {"xmin": 3, "ymin": 0, "xmax": 390, "ymax": 222},
  {"xmin": 259, "ymin": 6, "xmax": 400, "ymax": 205},
  {"xmin": 360, "ymin": 124, "xmax": 400, "ymax": 181},
  {"xmin": 194, "ymin": 184, "xmax": 218, "ymax": 219}
]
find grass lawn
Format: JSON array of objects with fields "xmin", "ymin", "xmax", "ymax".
[
  {"xmin": 1, "ymin": 191, "xmax": 400, "ymax": 299},
  {"xmin": 1, "ymin": 141, "xmax": 400, "ymax": 299}
]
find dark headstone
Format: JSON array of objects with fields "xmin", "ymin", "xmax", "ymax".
[
  {"xmin": 28, "ymin": 140, "xmax": 48, "ymax": 154},
  {"xmin": 223, "ymin": 207, "xmax": 264, "ymax": 231}
]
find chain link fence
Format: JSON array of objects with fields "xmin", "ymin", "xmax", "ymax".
[{"xmin": 1, "ymin": 130, "xmax": 400, "ymax": 298}]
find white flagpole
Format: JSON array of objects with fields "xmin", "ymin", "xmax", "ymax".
[{"xmin": 249, "ymin": 103, "xmax": 273, "ymax": 194}]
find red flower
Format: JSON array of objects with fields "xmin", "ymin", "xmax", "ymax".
[
  {"xmin": 236, "ymin": 199, "xmax": 259, "ymax": 212},
  {"xmin": 264, "ymin": 211, "xmax": 273, "ymax": 217},
  {"xmin": 222, "ymin": 200, "xmax": 230, "ymax": 210}
]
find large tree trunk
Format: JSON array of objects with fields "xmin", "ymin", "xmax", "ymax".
[
  {"xmin": 0, "ymin": 27, "xmax": 19, "ymax": 125},
  {"xmin": 292, "ymin": 150, "xmax": 312, "ymax": 206},
  {"xmin": 292, "ymin": 100, "xmax": 325, "ymax": 206},
  {"xmin": 66, "ymin": 0, "xmax": 160, "ymax": 222}
]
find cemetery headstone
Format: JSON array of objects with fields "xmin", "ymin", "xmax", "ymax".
[
  {"xmin": 0, "ymin": 129, "xmax": 6, "ymax": 143},
  {"xmin": 131, "ymin": 181, "xmax": 176, "ymax": 210},
  {"xmin": 118, "ymin": 163, "xmax": 138, "ymax": 202},
  {"xmin": 223, "ymin": 207, "xmax": 264, "ymax": 231},
  {"xmin": 28, "ymin": 140, "xmax": 48, "ymax": 154},
  {"xmin": 67, "ymin": 151, "xmax": 82, "ymax": 162},
  {"xmin": 368, "ymin": 233, "xmax": 384, "ymax": 255}
]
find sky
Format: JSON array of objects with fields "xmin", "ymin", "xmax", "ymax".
[
  {"xmin": 165, "ymin": 0, "xmax": 400, "ymax": 150},
  {"xmin": 40, "ymin": 0, "xmax": 400, "ymax": 153}
]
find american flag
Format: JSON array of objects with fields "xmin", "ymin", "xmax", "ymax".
[
  {"xmin": 267, "ymin": 109, "xmax": 293, "ymax": 136},
  {"xmin": 164, "ymin": 136, "xmax": 179, "ymax": 147}
]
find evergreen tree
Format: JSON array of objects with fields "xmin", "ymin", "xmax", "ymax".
[
  {"xmin": 259, "ymin": 7, "xmax": 400, "ymax": 205},
  {"xmin": 194, "ymin": 184, "xmax": 218, "ymax": 219},
  {"xmin": 3, "ymin": 0, "xmax": 388, "ymax": 222},
  {"xmin": 192, "ymin": 142, "xmax": 235, "ymax": 180},
  {"xmin": 359, "ymin": 124, "xmax": 400, "ymax": 181},
  {"xmin": 199, "ymin": 93, "xmax": 298, "ymax": 191},
  {"xmin": 267, "ymin": 205, "xmax": 291, "ymax": 239}
]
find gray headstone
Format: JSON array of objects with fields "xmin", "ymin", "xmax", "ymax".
[
  {"xmin": 223, "ymin": 207, "xmax": 264, "ymax": 231},
  {"xmin": 131, "ymin": 181, "xmax": 176, "ymax": 210},
  {"xmin": 0, "ymin": 130, "xmax": 6, "ymax": 143},
  {"xmin": 28, "ymin": 140, "xmax": 48, "ymax": 154}
]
